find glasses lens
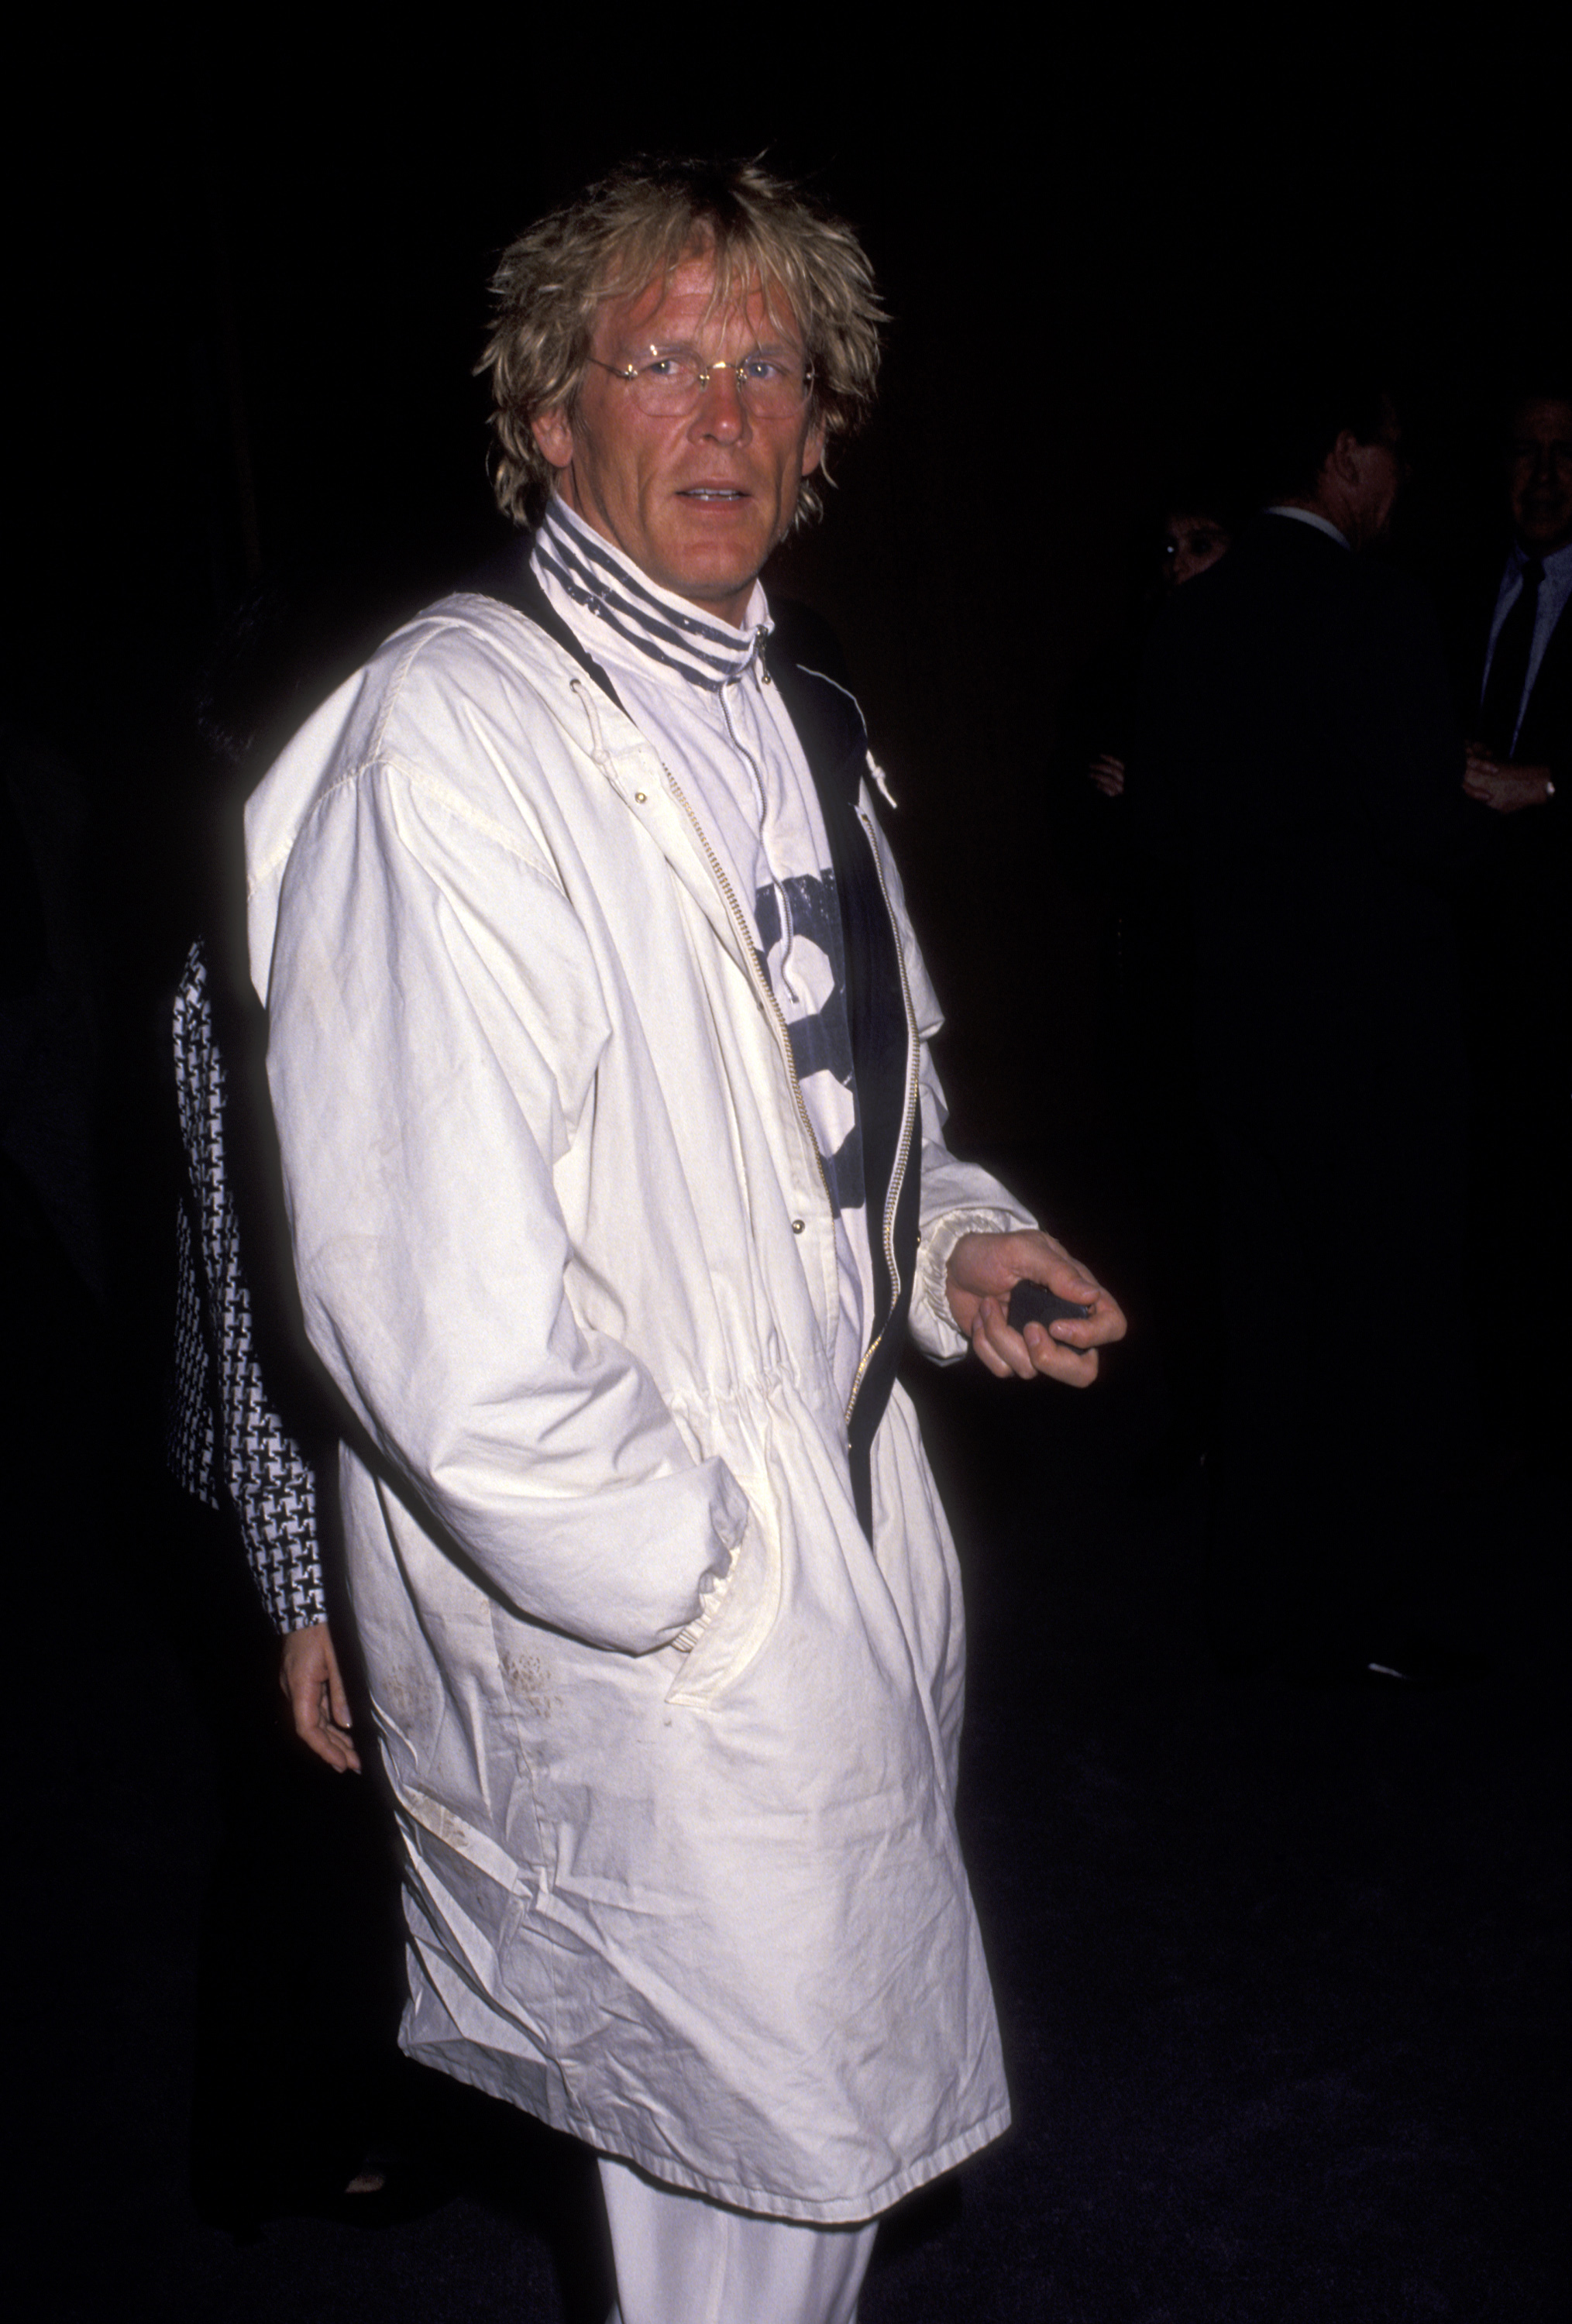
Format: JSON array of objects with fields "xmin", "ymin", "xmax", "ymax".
[
  {"xmin": 736, "ymin": 361, "xmax": 810, "ymax": 417},
  {"xmin": 624, "ymin": 359, "xmax": 810, "ymax": 418}
]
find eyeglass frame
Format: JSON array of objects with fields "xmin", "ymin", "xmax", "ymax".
[{"xmin": 583, "ymin": 349, "xmax": 817, "ymax": 418}]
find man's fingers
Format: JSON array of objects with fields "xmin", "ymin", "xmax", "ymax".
[
  {"xmin": 997, "ymin": 1308, "xmax": 1102, "ymax": 1384},
  {"xmin": 1037, "ymin": 1280, "xmax": 1127, "ymax": 1343},
  {"xmin": 951, "ymin": 1232, "xmax": 1125, "ymax": 1383},
  {"xmin": 972, "ymin": 1301, "xmax": 1030, "ymax": 1379},
  {"xmin": 1027, "ymin": 1322, "xmax": 1100, "ymax": 1386},
  {"xmin": 969, "ymin": 1318, "xmax": 1014, "ymax": 1379},
  {"xmin": 1071, "ymin": 1292, "xmax": 1127, "ymax": 1344},
  {"xmin": 974, "ymin": 1300, "xmax": 1045, "ymax": 1381}
]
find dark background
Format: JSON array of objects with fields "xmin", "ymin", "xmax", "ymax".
[
  {"xmin": 9, "ymin": 36, "xmax": 1567, "ymax": 2322},
  {"xmin": 14, "ymin": 45, "xmax": 1567, "ymax": 1225}
]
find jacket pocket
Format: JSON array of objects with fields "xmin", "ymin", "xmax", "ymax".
[{"xmin": 665, "ymin": 1514, "xmax": 780, "ymax": 1709}]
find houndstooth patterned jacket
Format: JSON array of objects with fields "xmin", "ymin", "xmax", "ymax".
[{"xmin": 168, "ymin": 940, "xmax": 324, "ymax": 1631}]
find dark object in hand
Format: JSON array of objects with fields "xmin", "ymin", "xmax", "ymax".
[{"xmin": 1007, "ymin": 1281, "xmax": 1093, "ymax": 1335}]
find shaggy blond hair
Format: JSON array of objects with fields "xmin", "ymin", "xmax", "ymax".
[{"xmin": 480, "ymin": 156, "xmax": 885, "ymax": 530}]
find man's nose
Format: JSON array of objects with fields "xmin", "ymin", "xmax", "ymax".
[{"xmin": 690, "ymin": 366, "xmax": 750, "ymax": 439}]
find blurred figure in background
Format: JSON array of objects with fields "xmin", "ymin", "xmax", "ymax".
[
  {"xmin": 1086, "ymin": 494, "xmax": 1239, "ymax": 801},
  {"xmin": 1127, "ymin": 370, "xmax": 1481, "ymax": 1686},
  {"xmin": 1449, "ymin": 385, "xmax": 1570, "ymax": 1475},
  {"xmin": 1460, "ymin": 387, "xmax": 1571, "ymax": 813}
]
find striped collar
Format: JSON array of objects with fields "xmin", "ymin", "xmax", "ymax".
[{"xmin": 531, "ymin": 497, "xmax": 769, "ymax": 691}]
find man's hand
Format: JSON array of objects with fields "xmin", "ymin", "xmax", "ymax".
[
  {"xmin": 1088, "ymin": 753, "xmax": 1127, "ymax": 799},
  {"xmin": 1464, "ymin": 746, "xmax": 1556, "ymax": 813},
  {"xmin": 945, "ymin": 1229, "xmax": 1127, "ymax": 1386},
  {"xmin": 280, "ymin": 1622, "xmax": 362, "ymax": 1773}
]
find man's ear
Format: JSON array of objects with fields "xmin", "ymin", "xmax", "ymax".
[
  {"xmin": 1328, "ymin": 429, "xmax": 1361, "ymax": 487},
  {"xmin": 801, "ymin": 417, "xmax": 826, "ymax": 480},
  {"xmin": 532, "ymin": 404, "xmax": 574, "ymax": 473}
]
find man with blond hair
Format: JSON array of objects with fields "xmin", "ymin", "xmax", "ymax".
[{"xmin": 245, "ymin": 156, "xmax": 1123, "ymax": 2322}]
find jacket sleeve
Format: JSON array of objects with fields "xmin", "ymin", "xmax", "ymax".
[
  {"xmin": 856, "ymin": 784, "xmax": 1037, "ymax": 1363},
  {"xmin": 172, "ymin": 940, "xmax": 326, "ymax": 1632},
  {"xmin": 259, "ymin": 757, "xmax": 747, "ymax": 1659}
]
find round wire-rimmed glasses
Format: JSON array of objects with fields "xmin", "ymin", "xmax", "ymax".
[{"xmin": 587, "ymin": 349, "xmax": 814, "ymax": 420}]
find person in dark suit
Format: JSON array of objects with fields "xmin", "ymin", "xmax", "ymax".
[
  {"xmin": 1125, "ymin": 376, "xmax": 1480, "ymax": 1685},
  {"xmin": 1460, "ymin": 389, "xmax": 1572, "ymax": 813},
  {"xmin": 1452, "ymin": 389, "xmax": 1571, "ymax": 1470}
]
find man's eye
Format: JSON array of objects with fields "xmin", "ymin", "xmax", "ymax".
[
  {"xmin": 641, "ymin": 357, "xmax": 686, "ymax": 381},
  {"xmin": 741, "ymin": 357, "xmax": 787, "ymax": 383}
]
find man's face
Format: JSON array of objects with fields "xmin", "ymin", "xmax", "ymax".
[
  {"xmin": 531, "ymin": 254, "xmax": 824, "ymax": 627},
  {"xmin": 1507, "ymin": 397, "xmax": 1572, "ymax": 555}
]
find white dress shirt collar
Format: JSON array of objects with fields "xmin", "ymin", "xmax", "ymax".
[{"xmin": 1264, "ymin": 504, "xmax": 1350, "ymax": 550}]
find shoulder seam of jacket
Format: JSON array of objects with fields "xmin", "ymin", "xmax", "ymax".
[{"xmin": 285, "ymin": 753, "xmax": 568, "ymax": 894}]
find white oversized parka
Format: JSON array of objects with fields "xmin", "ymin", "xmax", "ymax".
[{"xmin": 245, "ymin": 568, "xmax": 1029, "ymax": 2222}]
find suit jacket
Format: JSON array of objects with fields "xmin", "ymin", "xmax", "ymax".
[
  {"xmin": 1518, "ymin": 596, "xmax": 1572, "ymax": 778},
  {"xmin": 1123, "ymin": 512, "xmax": 1471, "ymax": 1125},
  {"xmin": 1446, "ymin": 549, "xmax": 1570, "ymax": 906},
  {"xmin": 1448, "ymin": 545, "xmax": 1572, "ymax": 782}
]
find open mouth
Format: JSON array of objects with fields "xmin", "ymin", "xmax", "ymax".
[{"xmin": 679, "ymin": 488, "xmax": 748, "ymax": 500}]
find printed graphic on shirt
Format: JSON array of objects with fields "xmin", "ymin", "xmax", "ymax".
[{"xmin": 753, "ymin": 872, "xmax": 865, "ymax": 1220}]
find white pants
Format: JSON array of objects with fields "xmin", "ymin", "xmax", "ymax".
[{"xmin": 598, "ymin": 2157, "xmax": 880, "ymax": 2324}]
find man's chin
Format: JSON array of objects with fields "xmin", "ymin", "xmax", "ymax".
[
  {"xmin": 1517, "ymin": 519, "xmax": 1572, "ymax": 554},
  {"xmin": 656, "ymin": 544, "xmax": 775, "ymax": 621}
]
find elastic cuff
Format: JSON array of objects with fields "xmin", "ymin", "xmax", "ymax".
[
  {"xmin": 917, "ymin": 1208, "xmax": 1030, "ymax": 1343},
  {"xmin": 671, "ymin": 1532, "xmax": 743, "ymax": 1655}
]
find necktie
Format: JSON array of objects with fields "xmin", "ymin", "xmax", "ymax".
[{"xmin": 1477, "ymin": 556, "xmax": 1545, "ymax": 755}]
